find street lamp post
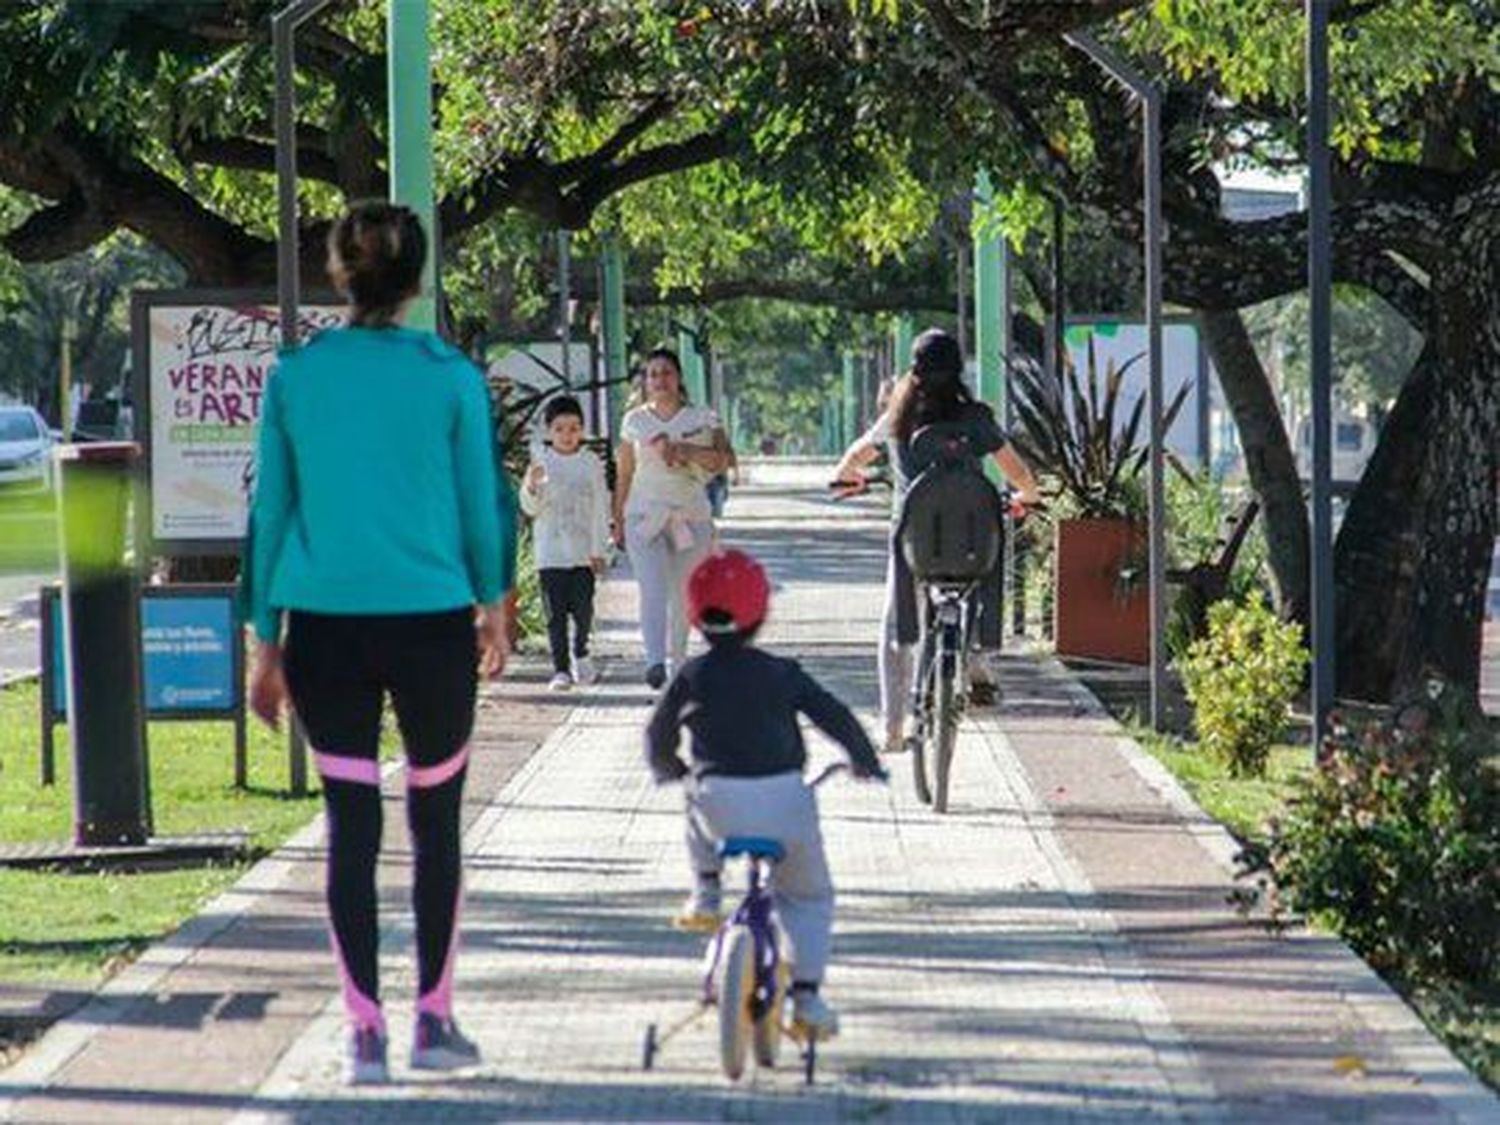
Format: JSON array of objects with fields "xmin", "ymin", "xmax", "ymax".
[
  {"xmin": 1064, "ymin": 32, "xmax": 1168, "ymax": 732},
  {"xmin": 1307, "ymin": 2, "xmax": 1335, "ymax": 753}
]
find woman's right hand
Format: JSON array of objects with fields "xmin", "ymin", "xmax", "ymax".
[
  {"xmin": 829, "ymin": 469, "xmax": 867, "ymax": 499},
  {"xmin": 477, "ymin": 602, "xmax": 510, "ymax": 679},
  {"xmin": 249, "ymin": 642, "xmax": 289, "ymax": 730}
]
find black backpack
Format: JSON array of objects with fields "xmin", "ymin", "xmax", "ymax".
[{"xmin": 896, "ymin": 425, "xmax": 1004, "ymax": 583}]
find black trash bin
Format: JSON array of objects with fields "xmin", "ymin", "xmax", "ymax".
[{"xmin": 56, "ymin": 441, "xmax": 150, "ymax": 846}]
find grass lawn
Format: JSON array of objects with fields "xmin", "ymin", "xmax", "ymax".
[
  {"xmin": 0, "ymin": 680, "xmax": 391, "ymax": 984},
  {"xmin": 1128, "ymin": 725, "xmax": 1313, "ymax": 844}
]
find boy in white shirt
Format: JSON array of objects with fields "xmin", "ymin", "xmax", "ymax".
[{"xmin": 519, "ymin": 395, "xmax": 611, "ymax": 690}]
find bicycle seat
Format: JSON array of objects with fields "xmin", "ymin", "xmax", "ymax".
[{"xmin": 718, "ymin": 836, "xmax": 785, "ymax": 862}]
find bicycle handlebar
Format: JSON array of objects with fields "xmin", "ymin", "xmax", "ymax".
[
  {"xmin": 810, "ymin": 760, "xmax": 888, "ymax": 786},
  {"xmin": 809, "ymin": 762, "xmax": 848, "ymax": 787}
]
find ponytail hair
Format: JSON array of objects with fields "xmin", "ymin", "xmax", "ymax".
[
  {"xmin": 327, "ymin": 201, "xmax": 426, "ymax": 327},
  {"xmin": 889, "ymin": 328, "xmax": 971, "ymax": 443}
]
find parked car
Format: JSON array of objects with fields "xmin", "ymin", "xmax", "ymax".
[{"xmin": 0, "ymin": 405, "xmax": 56, "ymax": 499}]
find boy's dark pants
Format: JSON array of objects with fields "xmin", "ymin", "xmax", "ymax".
[{"xmin": 540, "ymin": 566, "xmax": 595, "ymax": 673}]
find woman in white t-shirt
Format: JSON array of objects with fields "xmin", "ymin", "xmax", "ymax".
[{"xmin": 612, "ymin": 348, "xmax": 731, "ymax": 688}]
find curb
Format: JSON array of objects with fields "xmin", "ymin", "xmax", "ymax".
[
  {"xmin": 0, "ymin": 757, "xmax": 401, "ymax": 1122},
  {"xmin": 1041, "ymin": 654, "xmax": 1499, "ymax": 1124}
]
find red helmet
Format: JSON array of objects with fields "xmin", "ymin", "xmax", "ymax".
[{"xmin": 687, "ymin": 549, "xmax": 770, "ymax": 634}]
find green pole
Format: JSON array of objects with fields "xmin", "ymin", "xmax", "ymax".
[
  {"xmin": 678, "ymin": 328, "xmax": 707, "ymax": 403},
  {"xmin": 973, "ymin": 169, "xmax": 1006, "ymax": 418},
  {"xmin": 389, "ymin": 0, "xmax": 437, "ymax": 333},
  {"xmin": 892, "ymin": 315, "xmax": 916, "ymax": 372},
  {"xmin": 841, "ymin": 350, "xmax": 858, "ymax": 447},
  {"xmin": 727, "ymin": 395, "xmax": 745, "ymax": 451},
  {"xmin": 600, "ymin": 236, "xmax": 628, "ymax": 432}
]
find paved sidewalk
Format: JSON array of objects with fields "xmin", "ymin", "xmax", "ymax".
[{"xmin": 3, "ymin": 476, "xmax": 1494, "ymax": 1122}]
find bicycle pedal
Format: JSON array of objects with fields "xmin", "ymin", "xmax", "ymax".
[{"xmin": 670, "ymin": 910, "xmax": 722, "ymax": 934}]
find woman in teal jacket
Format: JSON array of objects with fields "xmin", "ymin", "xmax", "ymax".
[{"xmin": 244, "ymin": 202, "xmax": 514, "ymax": 1085}]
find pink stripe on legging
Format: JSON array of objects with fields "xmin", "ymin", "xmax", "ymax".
[
  {"xmin": 314, "ymin": 751, "xmax": 381, "ymax": 786},
  {"xmin": 328, "ymin": 922, "xmax": 384, "ymax": 1034},
  {"xmin": 418, "ymin": 873, "xmax": 464, "ymax": 1019},
  {"xmin": 407, "ymin": 743, "xmax": 470, "ymax": 789}
]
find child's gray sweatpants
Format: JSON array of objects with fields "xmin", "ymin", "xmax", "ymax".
[{"xmin": 685, "ymin": 770, "xmax": 834, "ymax": 983}]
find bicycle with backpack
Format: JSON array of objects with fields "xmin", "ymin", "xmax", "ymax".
[{"xmin": 895, "ymin": 424, "xmax": 1009, "ymax": 813}]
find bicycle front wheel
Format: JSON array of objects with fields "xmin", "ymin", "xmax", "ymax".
[
  {"xmin": 718, "ymin": 926, "xmax": 755, "ymax": 1081},
  {"xmin": 753, "ymin": 958, "xmax": 789, "ymax": 1068}
]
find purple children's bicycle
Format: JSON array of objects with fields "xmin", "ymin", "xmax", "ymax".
[{"xmin": 642, "ymin": 763, "xmax": 849, "ymax": 1085}]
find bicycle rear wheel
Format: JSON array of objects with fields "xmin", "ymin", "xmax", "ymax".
[
  {"xmin": 718, "ymin": 926, "xmax": 755, "ymax": 1081},
  {"xmin": 910, "ymin": 631, "xmax": 934, "ymax": 805},
  {"xmin": 910, "ymin": 728, "xmax": 932, "ymax": 805},
  {"xmin": 932, "ymin": 644, "xmax": 959, "ymax": 814}
]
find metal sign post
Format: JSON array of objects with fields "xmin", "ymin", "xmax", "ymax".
[{"xmin": 273, "ymin": 0, "xmax": 333, "ymax": 797}]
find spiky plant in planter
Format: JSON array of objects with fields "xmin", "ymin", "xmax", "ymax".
[{"xmin": 1009, "ymin": 338, "xmax": 1190, "ymax": 663}]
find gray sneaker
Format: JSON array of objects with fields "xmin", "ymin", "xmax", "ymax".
[
  {"xmin": 346, "ymin": 1026, "xmax": 389, "ymax": 1085},
  {"xmin": 410, "ymin": 1013, "xmax": 482, "ymax": 1071}
]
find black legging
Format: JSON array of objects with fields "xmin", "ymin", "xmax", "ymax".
[{"xmin": 283, "ymin": 608, "xmax": 476, "ymax": 1034}]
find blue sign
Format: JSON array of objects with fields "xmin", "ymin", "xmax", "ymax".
[{"xmin": 50, "ymin": 592, "xmax": 238, "ymax": 716}]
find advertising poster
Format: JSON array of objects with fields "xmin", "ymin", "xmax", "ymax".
[
  {"xmin": 136, "ymin": 294, "xmax": 345, "ymax": 551},
  {"xmin": 49, "ymin": 589, "xmax": 239, "ymax": 717}
]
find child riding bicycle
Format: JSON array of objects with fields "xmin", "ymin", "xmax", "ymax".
[{"xmin": 645, "ymin": 548, "xmax": 887, "ymax": 1038}]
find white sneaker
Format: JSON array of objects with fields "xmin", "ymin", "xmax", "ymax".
[
  {"xmin": 791, "ymin": 991, "xmax": 840, "ymax": 1039},
  {"xmin": 548, "ymin": 671, "xmax": 573, "ymax": 692},
  {"xmin": 573, "ymin": 656, "xmax": 599, "ymax": 685}
]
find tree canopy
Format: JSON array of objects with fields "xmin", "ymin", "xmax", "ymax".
[{"xmin": 4, "ymin": 0, "xmax": 1500, "ymax": 701}]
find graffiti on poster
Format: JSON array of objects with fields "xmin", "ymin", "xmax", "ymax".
[{"xmin": 145, "ymin": 301, "xmax": 344, "ymax": 544}]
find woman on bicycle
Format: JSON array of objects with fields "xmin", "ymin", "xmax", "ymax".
[
  {"xmin": 833, "ymin": 328, "xmax": 1041, "ymax": 754},
  {"xmin": 245, "ymin": 202, "xmax": 512, "ymax": 1084}
]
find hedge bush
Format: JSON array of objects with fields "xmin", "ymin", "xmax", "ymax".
[
  {"xmin": 1261, "ymin": 687, "xmax": 1500, "ymax": 988},
  {"xmin": 1179, "ymin": 593, "xmax": 1307, "ymax": 777}
]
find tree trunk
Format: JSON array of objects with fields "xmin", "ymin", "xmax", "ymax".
[
  {"xmin": 1397, "ymin": 222, "xmax": 1498, "ymax": 697},
  {"xmin": 1332, "ymin": 343, "xmax": 1436, "ymax": 700},
  {"xmin": 1198, "ymin": 308, "xmax": 1309, "ymax": 623},
  {"xmin": 1334, "ymin": 183, "xmax": 1500, "ymax": 703}
]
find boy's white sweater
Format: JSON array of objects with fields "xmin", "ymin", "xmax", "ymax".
[{"xmin": 518, "ymin": 446, "xmax": 611, "ymax": 570}]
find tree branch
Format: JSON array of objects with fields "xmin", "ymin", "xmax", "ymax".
[
  {"xmin": 177, "ymin": 134, "xmax": 342, "ymax": 185},
  {"xmin": 553, "ymin": 95, "xmax": 678, "ymax": 181},
  {"xmin": 1, "ymin": 188, "xmax": 115, "ymax": 261},
  {"xmin": 565, "ymin": 126, "xmax": 735, "ymax": 227}
]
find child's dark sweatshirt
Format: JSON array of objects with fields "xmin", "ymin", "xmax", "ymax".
[{"xmin": 646, "ymin": 642, "xmax": 881, "ymax": 782}]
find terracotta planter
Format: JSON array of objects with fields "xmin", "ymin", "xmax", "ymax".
[{"xmin": 1053, "ymin": 517, "xmax": 1149, "ymax": 664}]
